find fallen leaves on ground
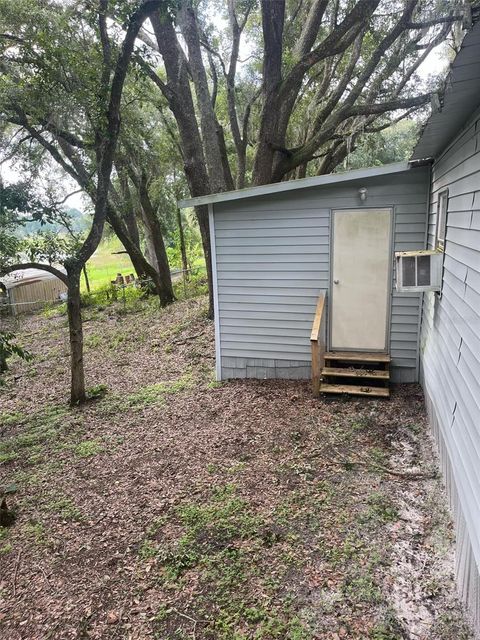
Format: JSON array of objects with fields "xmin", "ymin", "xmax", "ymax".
[{"xmin": 0, "ymin": 297, "xmax": 473, "ymax": 640}]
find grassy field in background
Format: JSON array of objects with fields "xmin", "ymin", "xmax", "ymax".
[
  {"xmin": 82, "ymin": 236, "xmax": 207, "ymax": 294},
  {"xmin": 81, "ymin": 236, "xmax": 134, "ymax": 293}
]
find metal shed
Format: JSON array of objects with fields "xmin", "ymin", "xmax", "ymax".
[
  {"xmin": 180, "ymin": 162, "xmax": 431, "ymax": 395},
  {"xmin": 0, "ymin": 268, "xmax": 68, "ymax": 316}
]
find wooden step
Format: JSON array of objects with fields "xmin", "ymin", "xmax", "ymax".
[
  {"xmin": 324, "ymin": 351, "xmax": 391, "ymax": 363},
  {"xmin": 322, "ymin": 367, "xmax": 390, "ymax": 380},
  {"xmin": 320, "ymin": 383, "xmax": 390, "ymax": 398}
]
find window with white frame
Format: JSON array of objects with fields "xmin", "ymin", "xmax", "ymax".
[{"xmin": 436, "ymin": 189, "xmax": 448, "ymax": 250}]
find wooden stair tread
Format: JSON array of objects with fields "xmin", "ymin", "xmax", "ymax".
[
  {"xmin": 322, "ymin": 367, "xmax": 390, "ymax": 380},
  {"xmin": 320, "ymin": 383, "xmax": 390, "ymax": 397},
  {"xmin": 324, "ymin": 351, "xmax": 391, "ymax": 363}
]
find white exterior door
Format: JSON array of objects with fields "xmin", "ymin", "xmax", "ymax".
[{"xmin": 331, "ymin": 208, "xmax": 392, "ymax": 351}]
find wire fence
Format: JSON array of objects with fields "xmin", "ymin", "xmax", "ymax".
[{"xmin": 0, "ymin": 266, "xmax": 207, "ymax": 317}]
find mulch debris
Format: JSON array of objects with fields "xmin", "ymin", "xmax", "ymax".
[{"xmin": 0, "ymin": 297, "xmax": 474, "ymax": 639}]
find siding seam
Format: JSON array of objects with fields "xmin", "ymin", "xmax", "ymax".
[{"xmin": 209, "ymin": 204, "xmax": 222, "ymax": 381}]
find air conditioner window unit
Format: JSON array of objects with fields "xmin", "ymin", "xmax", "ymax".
[{"xmin": 395, "ymin": 250, "xmax": 442, "ymax": 292}]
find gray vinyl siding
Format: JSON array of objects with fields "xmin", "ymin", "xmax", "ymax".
[
  {"xmin": 212, "ymin": 167, "xmax": 429, "ymax": 381},
  {"xmin": 420, "ymin": 106, "xmax": 480, "ymax": 629}
]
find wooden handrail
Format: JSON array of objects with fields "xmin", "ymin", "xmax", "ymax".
[{"xmin": 310, "ymin": 292, "xmax": 326, "ymax": 397}]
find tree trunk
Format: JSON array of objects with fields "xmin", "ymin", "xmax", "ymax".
[
  {"xmin": 252, "ymin": 0, "xmax": 286, "ymax": 185},
  {"xmin": 136, "ymin": 172, "xmax": 175, "ymax": 306},
  {"xmin": 126, "ymin": 247, "xmax": 150, "ymax": 282},
  {"xmin": 178, "ymin": 1, "xmax": 234, "ymax": 192},
  {"xmin": 195, "ymin": 204, "xmax": 214, "ymax": 318},
  {"xmin": 82, "ymin": 265, "xmax": 91, "ymax": 293},
  {"xmin": 143, "ymin": 226, "xmax": 160, "ymax": 273},
  {"xmin": 66, "ymin": 269, "xmax": 86, "ymax": 405},
  {"xmin": 119, "ymin": 172, "xmax": 142, "ymax": 249},
  {"xmin": 109, "ymin": 180, "xmax": 150, "ymax": 282},
  {"xmin": 176, "ymin": 206, "xmax": 189, "ymax": 279},
  {"xmin": 296, "ymin": 162, "xmax": 308, "ymax": 179},
  {"xmin": 121, "ymin": 199, "xmax": 148, "ymax": 280},
  {"xmin": 150, "ymin": 10, "xmax": 214, "ymax": 316},
  {"xmin": 107, "ymin": 207, "xmax": 152, "ymax": 280},
  {"xmin": 106, "ymin": 205, "xmax": 166, "ymax": 300},
  {"xmin": 0, "ymin": 348, "xmax": 7, "ymax": 374}
]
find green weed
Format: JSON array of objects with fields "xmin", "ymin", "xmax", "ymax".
[
  {"xmin": 343, "ymin": 574, "xmax": 383, "ymax": 604},
  {"xmin": 109, "ymin": 334, "xmax": 126, "ymax": 350},
  {"xmin": 24, "ymin": 521, "xmax": 48, "ymax": 545},
  {"xmin": 46, "ymin": 496, "xmax": 82, "ymax": 521},
  {"xmin": 74, "ymin": 440, "xmax": 103, "ymax": 458},
  {"xmin": 369, "ymin": 609, "xmax": 406, "ymax": 639},
  {"xmin": 84, "ymin": 333, "xmax": 102, "ymax": 348},
  {"xmin": 126, "ymin": 374, "xmax": 194, "ymax": 408},
  {"xmin": 0, "ymin": 451, "xmax": 18, "ymax": 464},
  {"xmin": 0, "ymin": 529, "xmax": 12, "ymax": 554},
  {"xmin": 138, "ymin": 539, "xmax": 157, "ymax": 560},
  {"xmin": 86, "ymin": 384, "xmax": 108, "ymax": 400},
  {"xmin": 152, "ymin": 484, "xmax": 313, "ymax": 639},
  {"xmin": 208, "ymin": 379, "xmax": 224, "ymax": 389},
  {"xmin": 42, "ymin": 302, "xmax": 67, "ymax": 318},
  {"xmin": 0, "ymin": 405, "xmax": 68, "ymax": 468},
  {"xmin": 0, "ymin": 542, "xmax": 12, "ymax": 554},
  {"xmin": 365, "ymin": 493, "xmax": 399, "ymax": 523},
  {"xmin": 0, "ymin": 411, "xmax": 25, "ymax": 428}
]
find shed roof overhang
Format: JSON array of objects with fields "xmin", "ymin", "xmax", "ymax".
[
  {"xmin": 178, "ymin": 161, "xmax": 412, "ymax": 209},
  {"xmin": 410, "ymin": 12, "xmax": 480, "ymax": 163}
]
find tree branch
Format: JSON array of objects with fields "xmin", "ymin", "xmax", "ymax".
[
  {"xmin": 76, "ymin": 0, "xmax": 166, "ymax": 268},
  {"xmin": 1, "ymin": 263, "xmax": 68, "ymax": 285},
  {"xmin": 98, "ymin": 0, "xmax": 112, "ymax": 97},
  {"xmin": 53, "ymin": 188, "xmax": 85, "ymax": 207},
  {"xmin": 9, "ymin": 111, "xmax": 86, "ymax": 189},
  {"xmin": 348, "ymin": 93, "xmax": 431, "ymax": 117},
  {"xmin": 407, "ymin": 14, "xmax": 463, "ymax": 29},
  {"xmin": 284, "ymin": 0, "xmax": 379, "ymax": 84},
  {"xmin": 138, "ymin": 58, "xmax": 175, "ymax": 102},
  {"xmin": 294, "ymin": 0, "xmax": 329, "ymax": 58},
  {"xmin": 38, "ymin": 119, "xmax": 93, "ymax": 149}
]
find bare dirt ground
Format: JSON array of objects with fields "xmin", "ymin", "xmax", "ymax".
[{"xmin": 0, "ymin": 296, "xmax": 474, "ymax": 639}]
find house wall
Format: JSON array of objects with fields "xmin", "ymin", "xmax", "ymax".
[
  {"xmin": 420, "ymin": 107, "xmax": 480, "ymax": 629},
  {"xmin": 9, "ymin": 277, "xmax": 67, "ymax": 315},
  {"xmin": 211, "ymin": 166, "xmax": 430, "ymax": 382}
]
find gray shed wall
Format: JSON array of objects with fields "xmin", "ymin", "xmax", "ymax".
[
  {"xmin": 420, "ymin": 106, "xmax": 480, "ymax": 628},
  {"xmin": 211, "ymin": 167, "xmax": 429, "ymax": 382}
]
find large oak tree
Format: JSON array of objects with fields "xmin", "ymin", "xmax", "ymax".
[
  {"xmin": 139, "ymin": 0, "xmax": 466, "ymax": 312},
  {"xmin": 0, "ymin": 0, "xmax": 173, "ymax": 404}
]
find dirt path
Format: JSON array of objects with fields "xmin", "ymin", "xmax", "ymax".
[{"xmin": 0, "ymin": 297, "xmax": 474, "ymax": 639}]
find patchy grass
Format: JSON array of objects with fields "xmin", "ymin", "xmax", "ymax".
[
  {"xmin": 0, "ymin": 405, "xmax": 69, "ymax": 468},
  {"xmin": 22, "ymin": 520, "xmax": 50, "ymax": 546},
  {"xmin": 45, "ymin": 495, "xmax": 83, "ymax": 522},
  {"xmin": 0, "ymin": 528, "xmax": 12, "ymax": 555},
  {"xmin": 82, "ymin": 235, "xmax": 134, "ymax": 293},
  {"xmin": 145, "ymin": 484, "xmax": 315, "ymax": 639},
  {"xmin": 0, "ymin": 297, "xmax": 473, "ymax": 640},
  {"xmin": 126, "ymin": 374, "xmax": 194, "ymax": 408},
  {"xmin": 86, "ymin": 384, "xmax": 108, "ymax": 401},
  {"xmin": 365, "ymin": 492, "xmax": 399, "ymax": 524},
  {"xmin": 74, "ymin": 440, "xmax": 104, "ymax": 458}
]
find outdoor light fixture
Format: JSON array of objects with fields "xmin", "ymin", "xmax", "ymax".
[{"xmin": 358, "ymin": 187, "xmax": 367, "ymax": 201}]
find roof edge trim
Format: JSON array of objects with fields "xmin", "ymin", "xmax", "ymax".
[{"xmin": 178, "ymin": 161, "xmax": 411, "ymax": 209}]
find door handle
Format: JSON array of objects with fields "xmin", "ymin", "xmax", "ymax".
[{"xmin": 333, "ymin": 279, "xmax": 340, "ymax": 284}]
